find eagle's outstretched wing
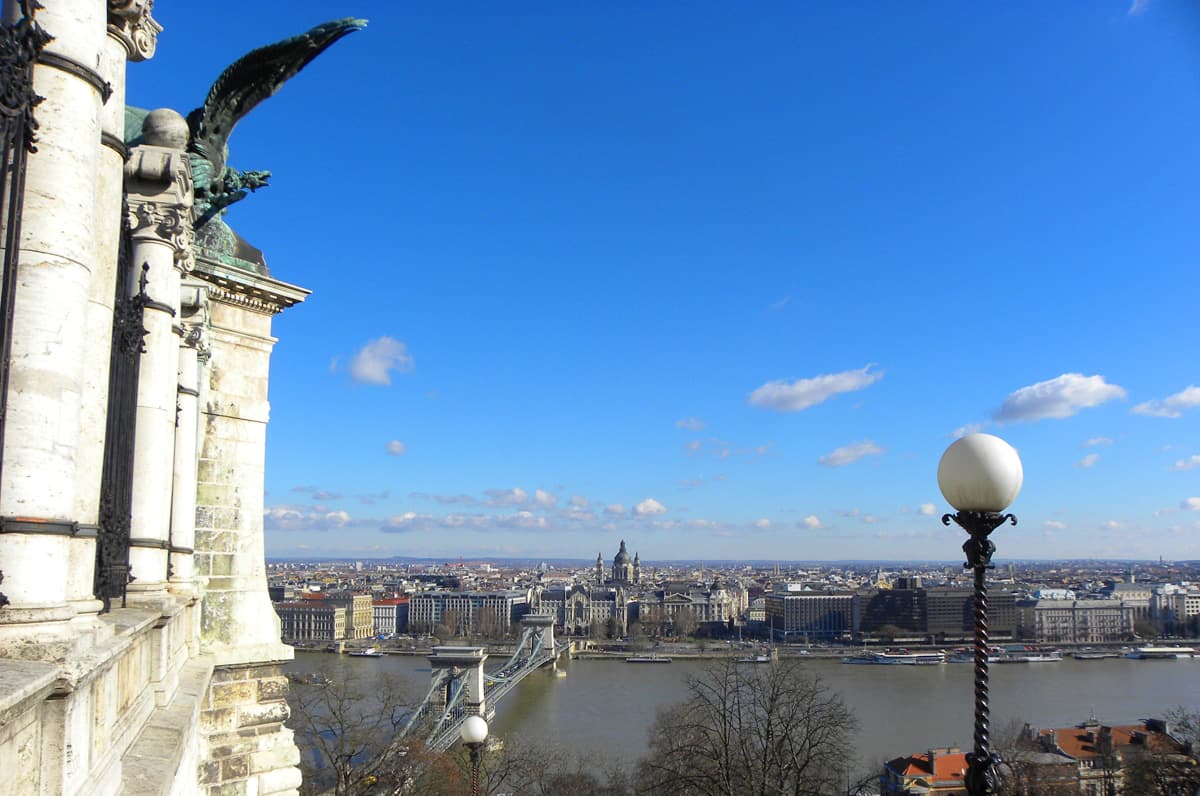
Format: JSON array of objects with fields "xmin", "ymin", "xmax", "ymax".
[{"xmin": 186, "ymin": 17, "xmax": 367, "ymax": 181}]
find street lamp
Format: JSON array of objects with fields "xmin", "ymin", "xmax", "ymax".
[
  {"xmin": 460, "ymin": 714, "xmax": 489, "ymax": 796},
  {"xmin": 937, "ymin": 433, "xmax": 1022, "ymax": 796}
]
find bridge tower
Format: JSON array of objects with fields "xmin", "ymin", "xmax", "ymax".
[
  {"xmin": 522, "ymin": 613, "xmax": 557, "ymax": 662},
  {"xmin": 429, "ymin": 646, "xmax": 488, "ymax": 716}
]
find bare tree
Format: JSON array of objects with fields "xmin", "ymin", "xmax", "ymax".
[
  {"xmin": 672, "ymin": 608, "xmax": 698, "ymax": 639},
  {"xmin": 288, "ymin": 668, "xmax": 438, "ymax": 796},
  {"xmin": 636, "ymin": 659, "xmax": 857, "ymax": 796}
]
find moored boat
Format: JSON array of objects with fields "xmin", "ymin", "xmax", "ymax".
[
  {"xmin": 348, "ymin": 647, "xmax": 383, "ymax": 657},
  {"xmin": 842, "ymin": 650, "xmax": 946, "ymax": 665},
  {"xmin": 1125, "ymin": 645, "xmax": 1196, "ymax": 659},
  {"xmin": 626, "ymin": 655, "xmax": 672, "ymax": 663}
]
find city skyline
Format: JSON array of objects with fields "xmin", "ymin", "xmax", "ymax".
[{"xmin": 128, "ymin": 2, "xmax": 1199, "ymax": 561}]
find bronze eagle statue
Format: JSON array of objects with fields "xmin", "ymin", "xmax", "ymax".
[{"xmin": 186, "ymin": 17, "xmax": 367, "ymax": 226}]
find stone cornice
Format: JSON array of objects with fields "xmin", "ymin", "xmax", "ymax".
[
  {"xmin": 192, "ymin": 254, "xmax": 310, "ymax": 317},
  {"xmin": 107, "ymin": 0, "xmax": 161, "ymax": 62}
]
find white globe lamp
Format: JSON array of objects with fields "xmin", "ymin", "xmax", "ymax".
[
  {"xmin": 938, "ymin": 433, "xmax": 1023, "ymax": 513},
  {"xmin": 460, "ymin": 714, "xmax": 488, "ymax": 746}
]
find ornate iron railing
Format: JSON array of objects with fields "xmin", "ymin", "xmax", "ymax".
[
  {"xmin": 0, "ymin": 1, "xmax": 50, "ymax": 608},
  {"xmin": 95, "ymin": 254, "xmax": 150, "ymax": 611}
]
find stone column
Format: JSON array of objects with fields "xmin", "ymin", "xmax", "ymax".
[
  {"xmin": 0, "ymin": 0, "xmax": 106, "ymax": 637},
  {"xmin": 61, "ymin": 1, "xmax": 161, "ymax": 624},
  {"xmin": 169, "ymin": 282, "xmax": 207, "ymax": 599},
  {"xmin": 123, "ymin": 110, "xmax": 194, "ymax": 600}
]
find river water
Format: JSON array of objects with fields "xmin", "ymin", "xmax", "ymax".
[{"xmin": 287, "ymin": 651, "xmax": 1200, "ymax": 774}]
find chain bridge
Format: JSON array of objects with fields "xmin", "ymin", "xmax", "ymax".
[{"xmin": 395, "ymin": 613, "xmax": 566, "ymax": 753}]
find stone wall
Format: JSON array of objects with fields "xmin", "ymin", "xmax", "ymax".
[{"xmin": 198, "ymin": 663, "xmax": 300, "ymax": 795}]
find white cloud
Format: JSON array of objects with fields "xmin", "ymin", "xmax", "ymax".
[
  {"xmin": 1044, "ymin": 520, "xmax": 1068, "ymax": 530},
  {"xmin": 952, "ymin": 423, "xmax": 984, "ymax": 439},
  {"xmin": 818, "ymin": 440, "xmax": 884, "ymax": 467},
  {"xmin": 1084, "ymin": 437, "xmax": 1113, "ymax": 447},
  {"xmin": 1132, "ymin": 386, "xmax": 1200, "ymax": 419},
  {"xmin": 570, "ymin": 495, "xmax": 589, "ymax": 507},
  {"xmin": 748, "ymin": 364, "xmax": 882, "ymax": 412},
  {"xmin": 634, "ymin": 498, "xmax": 667, "ymax": 516},
  {"xmin": 264, "ymin": 505, "xmax": 359, "ymax": 532},
  {"xmin": 345, "ymin": 336, "xmax": 414, "ymax": 385},
  {"xmin": 533, "ymin": 489, "xmax": 558, "ymax": 509},
  {"xmin": 1172, "ymin": 455, "xmax": 1200, "ymax": 472},
  {"xmin": 918, "ymin": 503, "xmax": 937, "ymax": 516},
  {"xmin": 754, "ymin": 518, "xmax": 771, "ymax": 529},
  {"xmin": 484, "ymin": 487, "xmax": 528, "ymax": 507},
  {"xmin": 802, "ymin": 515, "xmax": 822, "ymax": 529},
  {"xmin": 1128, "ymin": 0, "xmax": 1150, "ymax": 15},
  {"xmin": 1183, "ymin": 498, "xmax": 1200, "ymax": 512},
  {"xmin": 994, "ymin": 373, "xmax": 1126, "ymax": 423},
  {"xmin": 386, "ymin": 440, "xmax": 407, "ymax": 456},
  {"xmin": 1077, "ymin": 453, "xmax": 1100, "ymax": 469},
  {"xmin": 604, "ymin": 503, "xmax": 627, "ymax": 516},
  {"xmin": 1100, "ymin": 520, "xmax": 1121, "ymax": 530},
  {"xmin": 675, "ymin": 417, "xmax": 706, "ymax": 431}
]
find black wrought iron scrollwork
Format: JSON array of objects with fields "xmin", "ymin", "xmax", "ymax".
[
  {"xmin": 0, "ymin": 1, "xmax": 51, "ymax": 609},
  {"xmin": 95, "ymin": 257, "xmax": 152, "ymax": 611},
  {"xmin": 942, "ymin": 510, "xmax": 1018, "ymax": 796}
]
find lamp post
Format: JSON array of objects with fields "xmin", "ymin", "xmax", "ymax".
[
  {"xmin": 460, "ymin": 714, "xmax": 489, "ymax": 796},
  {"xmin": 937, "ymin": 433, "xmax": 1022, "ymax": 796}
]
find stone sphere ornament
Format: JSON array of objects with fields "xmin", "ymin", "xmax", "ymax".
[{"xmin": 937, "ymin": 433, "xmax": 1023, "ymax": 513}]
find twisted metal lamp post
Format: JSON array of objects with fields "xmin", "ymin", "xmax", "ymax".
[
  {"xmin": 460, "ymin": 714, "xmax": 489, "ymax": 796},
  {"xmin": 937, "ymin": 433, "xmax": 1023, "ymax": 796}
]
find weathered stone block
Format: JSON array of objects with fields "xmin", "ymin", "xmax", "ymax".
[
  {"xmin": 249, "ymin": 742, "xmax": 299, "ymax": 774},
  {"xmin": 221, "ymin": 754, "xmax": 249, "ymax": 780},
  {"xmin": 213, "ymin": 681, "xmax": 256, "ymax": 709},
  {"xmin": 256, "ymin": 677, "xmax": 288, "ymax": 702},
  {"xmin": 200, "ymin": 707, "xmax": 235, "ymax": 733},
  {"xmin": 257, "ymin": 765, "xmax": 302, "ymax": 795},
  {"xmin": 199, "ymin": 760, "xmax": 220, "ymax": 785},
  {"xmin": 236, "ymin": 701, "xmax": 288, "ymax": 728}
]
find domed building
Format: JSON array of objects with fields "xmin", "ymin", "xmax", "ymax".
[{"xmin": 611, "ymin": 539, "xmax": 641, "ymax": 585}]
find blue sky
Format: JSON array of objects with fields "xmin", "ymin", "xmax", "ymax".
[{"xmin": 129, "ymin": 1, "xmax": 1200, "ymax": 561}]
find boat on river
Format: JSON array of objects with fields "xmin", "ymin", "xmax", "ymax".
[
  {"xmin": 842, "ymin": 650, "xmax": 946, "ymax": 665},
  {"xmin": 348, "ymin": 647, "xmax": 383, "ymax": 658},
  {"xmin": 736, "ymin": 655, "xmax": 773, "ymax": 664},
  {"xmin": 1125, "ymin": 645, "xmax": 1195, "ymax": 659},
  {"xmin": 625, "ymin": 655, "xmax": 672, "ymax": 663},
  {"xmin": 995, "ymin": 646, "xmax": 1063, "ymax": 663}
]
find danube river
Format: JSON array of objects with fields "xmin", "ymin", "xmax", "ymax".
[{"xmin": 287, "ymin": 651, "xmax": 1199, "ymax": 774}]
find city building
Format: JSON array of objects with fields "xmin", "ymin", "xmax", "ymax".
[
  {"xmin": 880, "ymin": 747, "xmax": 968, "ymax": 795},
  {"xmin": 1032, "ymin": 718, "xmax": 1194, "ymax": 794},
  {"xmin": 325, "ymin": 593, "xmax": 373, "ymax": 639},
  {"xmin": 408, "ymin": 589, "xmax": 531, "ymax": 637},
  {"xmin": 275, "ymin": 601, "xmax": 348, "ymax": 641},
  {"xmin": 639, "ymin": 577, "xmax": 738, "ymax": 633},
  {"xmin": 764, "ymin": 590, "xmax": 860, "ymax": 640},
  {"xmin": 1019, "ymin": 599, "xmax": 1135, "ymax": 644},
  {"xmin": 373, "ymin": 596, "xmax": 409, "ymax": 636},
  {"xmin": 536, "ymin": 583, "xmax": 628, "ymax": 636}
]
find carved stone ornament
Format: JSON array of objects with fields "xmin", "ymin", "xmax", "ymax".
[
  {"xmin": 126, "ymin": 201, "xmax": 195, "ymax": 272},
  {"xmin": 107, "ymin": 0, "xmax": 161, "ymax": 62},
  {"xmin": 125, "ymin": 143, "xmax": 195, "ymax": 272}
]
